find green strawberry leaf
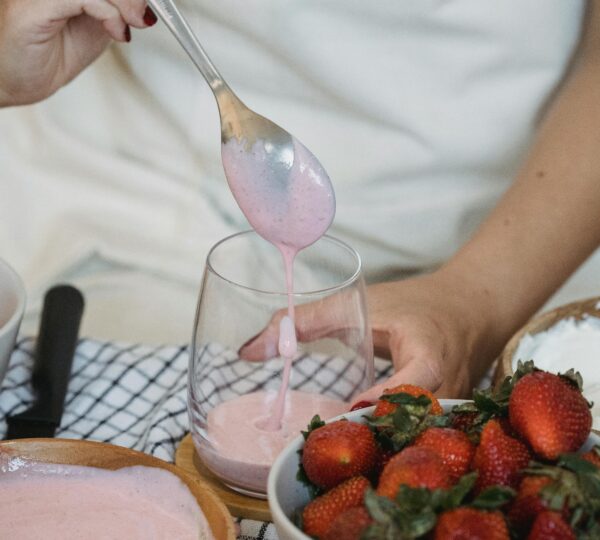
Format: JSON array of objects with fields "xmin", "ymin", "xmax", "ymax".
[
  {"xmin": 441, "ymin": 472, "xmax": 478, "ymax": 509},
  {"xmin": 559, "ymin": 368, "xmax": 585, "ymax": 392},
  {"xmin": 471, "ymin": 486, "xmax": 515, "ymax": 510},
  {"xmin": 301, "ymin": 415, "xmax": 325, "ymax": 441},
  {"xmin": 381, "ymin": 393, "xmax": 431, "ymax": 407},
  {"xmin": 363, "ymin": 487, "xmax": 438, "ymax": 539},
  {"xmin": 559, "ymin": 453, "xmax": 600, "ymax": 476},
  {"xmin": 295, "ymin": 461, "xmax": 322, "ymax": 499}
]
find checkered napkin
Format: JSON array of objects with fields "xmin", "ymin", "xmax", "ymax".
[{"xmin": 0, "ymin": 338, "xmax": 393, "ymax": 540}]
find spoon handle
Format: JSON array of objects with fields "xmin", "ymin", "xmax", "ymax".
[{"xmin": 146, "ymin": 0, "xmax": 227, "ymax": 93}]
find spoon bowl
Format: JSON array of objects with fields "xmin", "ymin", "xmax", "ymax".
[{"xmin": 146, "ymin": 0, "xmax": 335, "ymax": 247}]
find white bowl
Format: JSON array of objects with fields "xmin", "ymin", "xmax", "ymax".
[
  {"xmin": 267, "ymin": 399, "xmax": 600, "ymax": 540},
  {"xmin": 0, "ymin": 259, "xmax": 26, "ymax": 385}
]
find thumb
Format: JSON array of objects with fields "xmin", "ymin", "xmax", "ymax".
[{"xmin": 352, "ymin": 349, "xmax": 444, "ymax": 404}]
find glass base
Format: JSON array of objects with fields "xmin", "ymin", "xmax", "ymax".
[{"xmin": 223, "ymin": 482, "xmax": 268, "ymax": 500}]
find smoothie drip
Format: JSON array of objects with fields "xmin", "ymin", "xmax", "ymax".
[{"xmin": 222, "ymin": 136, "xmax": 335, "ymax": 431}]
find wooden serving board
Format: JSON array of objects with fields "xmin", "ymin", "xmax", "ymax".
[{"xmin": 176, "ymin": 434, "xmax": 272, "ymax": 522}]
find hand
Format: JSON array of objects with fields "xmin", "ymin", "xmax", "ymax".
[
  {"xmin": 354, "ymin": 271, "xmax": 495, "ymax": 402},
  {"xmin": 0, "ymin": 0, "xmax": 157, "ymax": 107},
  {"xmin": 239, "ymin": 269, "xmax": 499, "ymax": 403}
]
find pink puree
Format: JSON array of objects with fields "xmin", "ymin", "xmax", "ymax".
[
  {"xmin": 0, "ymin": 459, "xmax": 213, "ymax": 539},
  {"xmin": 200, "ymin": 390, "xmax": 346, "ymax": 494}
]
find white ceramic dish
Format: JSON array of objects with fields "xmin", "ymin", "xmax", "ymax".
[
  {"xmin": 267, "ymin": 399, "xmax": 600, "ymax": 540},
  {"xmin": 0, "ymin": 258, "xmax": 25, "ymax": 386}
]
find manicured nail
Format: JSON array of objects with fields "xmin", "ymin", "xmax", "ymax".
[
  {"xmin": 124, "ymin": 25, "xmax": 131, "ymax": 42},
  {"xmin": 349, "ymin": 400, "xmax": 374, "ymax": 412},
  {"xmin": 144, "ymin": 6, "xmax": 157, "ymax": 26}
]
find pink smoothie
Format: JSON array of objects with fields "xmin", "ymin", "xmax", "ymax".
[
  {"xmin": 0, "ymin": 459, "xmax": 213, "ymax": 539},
  {"xmin": 198, "ymin": 390, "xmax": 347, "ymax": 495}
]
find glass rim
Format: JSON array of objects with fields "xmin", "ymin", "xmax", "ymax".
[{"xmin": 205, "ymin": 230, "xmax": 363, "ymax": 296}]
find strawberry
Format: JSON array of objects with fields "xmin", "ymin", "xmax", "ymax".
[
  {"xmin": 302, "ymin": 476, "xmax": 370, "ymax": 538},
  {"xmin": 373, "ymin": 384, "xmax": 443, "ymax": 417},
  {"xmin": 451, "ymin": 410, "xmax": 480, "ymax": 433},
  {"xmin": 473, "ymin": 419, "xmax": 531, "ymax": 492},
  {"xmin": 413, "ymin": 427, "xmax": 475, "ymax": 484},
  {"xmin": 322, "ymin": 506, "xmax": 372, "ymax": 540},
  {"xmin": 302, "ymin": 420, "xmax": 378, "ymax": 490},
  {"xmin": 377, "ymin": 446, "xmax": 451, "ymax": 499},
  {"xmin": 527, "ymin": 511, "xmax": 575, "ymax": 540},
  {"xmin": 581, "ymin": 445, "xmax": 600, "ymax": 468},
  {"xmin": 434, "ymin": 507, "xmax": 509, "ymax": 540},
  {"xmin": 508, "ymin": 475, "xmax": 557, "ymax": 534},
  {"xmin": 508, "ymin": 370, "xmax": 592, "ymax": 460}
]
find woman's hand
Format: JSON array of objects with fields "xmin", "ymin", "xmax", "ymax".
[
  {"xmin": 0, "ymin": 0, "xmax": 156, "ymax": 107},
  {"xmin": 239, "ymin": 268, "xmax": 501, "ymax": 403},
  {"xmin": 354, "ymin": 271, "xmax": 497, "ymax": 402}
]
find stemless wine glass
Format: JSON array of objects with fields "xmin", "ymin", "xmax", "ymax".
[{"xmin": 188, "ymin": 231, "xmax": 373, "ymax": 498}]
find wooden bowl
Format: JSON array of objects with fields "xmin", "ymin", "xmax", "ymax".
[
  {"xmin": 0, "ymin": 438, "xmax": 236, "ymax": 540},
  {"xmin": 494, "ymin": 296, "xmax": 600, "ymax": 387}
]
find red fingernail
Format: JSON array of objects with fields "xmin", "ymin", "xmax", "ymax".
[
  {"xmin": 349, "ymin": 400, "xmax": 374, "ymax": 412},
  {"xmin": 144, "ymin": 6, "xmax": 157, "ymax": 26},
  {"xmin": 124, "ymin": 25, "xmax": 131, "ymax": 42}
]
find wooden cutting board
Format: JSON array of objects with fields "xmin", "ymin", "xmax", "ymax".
[{"xmin": 175, "ymin": 434, "xmax": 272, "ymax": 522}]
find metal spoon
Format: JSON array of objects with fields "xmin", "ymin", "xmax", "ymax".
[{"xmin": 146, "ymin": 0, "xmax": 294, "ymax": 172}]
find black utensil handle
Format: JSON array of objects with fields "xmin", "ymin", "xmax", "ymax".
[{"xmin": 31, "ymin": 285, "xmax": 84, "ymax": 423}]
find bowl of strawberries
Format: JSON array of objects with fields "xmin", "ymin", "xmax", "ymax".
[{"xmin": 267, "ymin": 362, "xmax": 600, "ymax": 539}]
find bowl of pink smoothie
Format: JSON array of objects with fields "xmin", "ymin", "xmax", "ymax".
[{"xmin": 0, "ymin": 438, "xmax": 236, "ymax": 540}]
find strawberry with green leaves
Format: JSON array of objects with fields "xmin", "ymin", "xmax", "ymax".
[
  {"xmin": 302, "ymin": 476, "xmax": 370, "ymax": 538},
  {"xmin": 508, "ymin": 369, "xmax": 592, "ymax": 460},
  {"xmin": 372, "ymin": 384, "xmax": 443, "ymax": 418},
  {"xmin": 472, "ymin": 419, "xmax": 531, "ymax": 492},
  {"xmin": 508, "ymin": 475, "xmax": 559, "ymax": 534},
  {"xmin": 302, "ymin": 419, "xmax": 378, "ymax": 490},
  {"xmin": 367, "ymin": 392, "xmax": 449, "ymax": 452}
]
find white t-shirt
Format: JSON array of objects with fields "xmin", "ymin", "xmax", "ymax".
[{"xmin": 0, "ymin": 0, "xmax": 592, "ymax": 342}]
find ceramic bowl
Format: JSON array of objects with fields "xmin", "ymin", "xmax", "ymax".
[
  {"xmin": 267, "ymin": 399, "xmax": 600, "ymax": 540},
  {"xmin": 0, "ymin": 438, "xmax": 236, "ymax": 540},
  {"xmin": 0, "ymin": 258, "xmax": 26, "ymax": 386},
  {"xmin": 494, "ymin": 296, "xmax": 600, "ymax": 386}
]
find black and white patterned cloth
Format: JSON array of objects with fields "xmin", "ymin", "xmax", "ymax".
[{"xmin": 0, "ymin": 338, "xmax": 393, "ymax": 540}]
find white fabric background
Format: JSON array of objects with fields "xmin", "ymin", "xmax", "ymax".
[{"xmin": 0, "ymin": 0, "xmax": 595, "ymax": 344}]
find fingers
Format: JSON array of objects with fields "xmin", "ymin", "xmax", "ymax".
[
  {"xmin": 239, "ymin": 289, "xmax": 365, "ymax": 361},
  {"xmin": 238, "ymin": 309, "xmax": 285, "ymax": 361},
  {"xmin": 352, "ymin": 361, "xmax": 443, "ymax": 403},
  {"xmin": 46, "ymin": 0, "xmax": 155, "ymax": 42}
]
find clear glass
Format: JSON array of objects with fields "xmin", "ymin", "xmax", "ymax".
[{"xmin": 188, "ymin": 231, "xmax": 373, "ymax": 498}]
